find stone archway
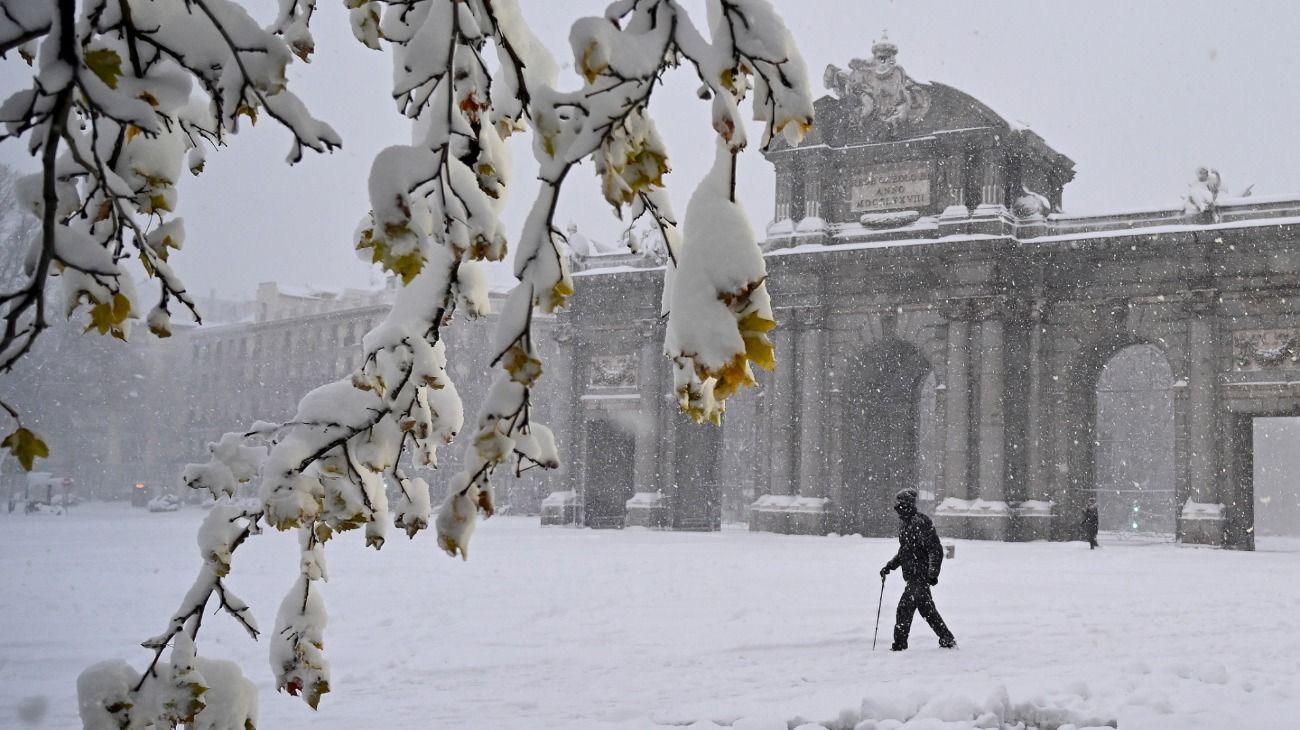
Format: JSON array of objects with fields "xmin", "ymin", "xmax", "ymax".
[
  {"xmin": 1065, "ymin": 338, "xmax": 1176, "ymax": 537},
  {"xmin": 582, "ymin": 418, "xmax": 636, "ymax": 528},
  {"xmin": 839, "ymin": 338, "xmax": 934, "ymax": 536},
  {"xmin": 1094, "ymin": 344, "xmax": 1176, "ymax": 535}
]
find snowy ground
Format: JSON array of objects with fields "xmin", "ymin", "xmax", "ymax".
[{"xmin": 2, "ymin": 504, "xmax": 1299, "ymax": 729}]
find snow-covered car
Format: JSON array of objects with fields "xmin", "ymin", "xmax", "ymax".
[{"xmin": 147, "ymin": 494, "xmax": 181, "ymax": 512}]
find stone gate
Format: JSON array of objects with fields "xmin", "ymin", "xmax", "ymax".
[{"xmin": 547, "ymin": 42, "xmax": 1300, "ymax": 549}]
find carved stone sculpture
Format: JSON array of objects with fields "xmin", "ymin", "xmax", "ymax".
[{"xmin": 824, "ymin": 36, "xmax": 930, "ymax": 135}]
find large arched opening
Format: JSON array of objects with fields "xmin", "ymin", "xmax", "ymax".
[
  {"xmin": 839, "ymin": 339, "xmax": 936, "ymax": 536},
  {"xmin": 1067, "ymin": 341, "xmax": 1176, "ymax": 537},
  {"xmin": 1094, "ymin": 344, "xmax": 1176, "ymax": 535}
]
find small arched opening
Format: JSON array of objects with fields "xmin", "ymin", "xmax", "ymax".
[{"xmin": 839, "ymin": 338, "xmax": 936, "ymax": 536}]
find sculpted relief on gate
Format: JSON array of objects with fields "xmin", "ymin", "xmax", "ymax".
[
  {"xmin": 823, "ymin": 36, "xmax": 930, "ymax": 136},
  {"xmin": 589, "ymin": 354, "xmax": 639, "ymax": 388},
  {"xmin": 1233, "ymin": 329, "xmax": 1300, "ymax": 371}
]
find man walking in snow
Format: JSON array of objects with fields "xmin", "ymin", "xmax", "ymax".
[
  {"xmin": 1082, "ymin": 497, "xmax": 1100, "ymax": 549},
  {"xmin": 879, "ymin": 488, "xmax": 956, "ymax": 651}
]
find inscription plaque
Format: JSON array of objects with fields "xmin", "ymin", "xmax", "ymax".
[{"xmin": 850, "ymin": 160, "xmax": 932, "ymax": 212}]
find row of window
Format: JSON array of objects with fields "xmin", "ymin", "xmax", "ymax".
[{"xmin": 190, "ymin": 318, "xmax": 381, "ymax": 365}]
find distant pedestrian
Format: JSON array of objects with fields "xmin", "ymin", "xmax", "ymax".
[
  {"xmin": 879, "ymin": 489, "xmax": 956, "ymax": 651},
  {"xmin": 1082, "ymin": 497, "xmax": 1100, "ymax": 549}
]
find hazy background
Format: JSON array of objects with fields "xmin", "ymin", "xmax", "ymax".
[{"xmin": 3, "ymin": 0, "xmax": 1299, "ymax": 299}]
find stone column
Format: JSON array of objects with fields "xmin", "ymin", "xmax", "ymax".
[
  {"xmin": 1024, "ymin": 301, "xmax": 1049, "ymax": 499},
  {"xmin": 1181, "ymin": 292, "xmax": 1225, "ymax": 545},
  {"xmin": 823, "ymin": 348, "xmax": 847, "ymax": 508},
  {"xmin": 1187, "ymin": 315, "xmax": 1216, "ymax": 502},
  {"xmin": 977, "ymin": 313, "xmax": 1006, "ymax": 504},
  {"xmin": 796, "ymin": 315, "xmax": 825, "ymax": 499},
  {"xmin": 767, "ymin": 315, "xmax": 799, "ymax": 497},
  {"xmin": 941, "ymin": 303, "xmax": 972, "ymax": 502},
  {"xmin": 979, "ymin": 156, "xmax": 1006, "ymax": 207},
  {"xmin": 636, "ymin": 330, "xmax": 664, "ymax": 493},
  {"xmin": 936, "ymin": 302, "xmax": 973, "ymax": 539},
  {"xmin": 565, "ymin": 339, "xmax": 591, "ymax": 517},
  {"xmin": 973, "ymin": 299, "xmax": 1011, "ymax": 540}
]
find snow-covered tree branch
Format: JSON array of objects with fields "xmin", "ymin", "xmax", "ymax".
[
  {"xmin": 2, "ymin": 0, "xmax": 811, "ymax": 724},
  {"xmin": 0, "ymin": 0, "xmax": 341, "ymax": 472}
]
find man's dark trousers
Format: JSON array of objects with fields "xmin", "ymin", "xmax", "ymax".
[{"xmin": 893, "ymin": 580, "xmax": 954, "ymax": 649}]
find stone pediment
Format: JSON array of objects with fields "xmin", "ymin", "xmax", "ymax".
[
  {"xmin": 761, "ymin": 39, "xmax": 1074, "ymax": 231},
  {"xmin": 800, "ymin": 81, "xmax": 1010, "ymax": 149},
  {"xmin": 773, "ymin": 83, "xmax": 1014, "ymax": 156},
  {"xmin": 769, "ymin": 39, "xmax": 1030, "ymax": 152}
]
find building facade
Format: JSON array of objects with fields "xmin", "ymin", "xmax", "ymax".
[
  {"xmin": 3, "ymin": 278, "xmax": 560, "ymax": 513},
  {"xmin": 549, "ymin": 42, "xmax": 1300, "ymax": 549},
  {"xmin": 11, "ymin": 43, "xmax": 1300, "ymax": 549}
]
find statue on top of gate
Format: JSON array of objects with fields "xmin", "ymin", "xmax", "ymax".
[{"xmin": 824, "ymin": 34, "xmax": 931, "ymax": 135}]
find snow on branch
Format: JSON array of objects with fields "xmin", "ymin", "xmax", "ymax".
[
  {"xmin": 0, "ymin": 0, "xmax": 340, "ymax": 381},
  {"xmin": 66, "ymin": 0, "xmax": 812, "ymax": 722}
]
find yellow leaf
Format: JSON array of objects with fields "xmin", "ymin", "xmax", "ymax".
[
  {"xmin": 501, "ymin": 343, "xmax": 543, "ymax": 387},
  {"xmin": 579, "ymin": 41, "xmax": 607, "ymax": 83},
  {"xmin": 438, "ymin": 532, "xmax": 467, "ymax": 560},
  {"xmin": 743, "ymin": 335, "xmax": 775, "ymax": 371},
  {"xmin": 2, "ymin": 427, "xmax": 49, "ymax": 471},
  {"xmin": 711, "ymin": 353, "xmax": 755, "ymax": 401},
  {"xmin": 236, "ymin": 105, "xmax": 258, "ymax": 125},
  {"xmin": 112, "ymin": 292, "xmax": 130, "ymax": 321},
  {"xmin": 475, "ymin": 488, "xmax": 495, "ymax": 517},
  {"xmin": 292, "ymin": 40, "xmax": 313, "ymax": 62},
  {"xmin": 389, "ymin": 251, "xmax": 424, "ymax": 285},
  {"xmin": 306, "ymin": 679, "xmax": 329, "ymax": 710},
  {"xmin": 137, "ymin": 91, "xmax": 159, "ymax": 107},
  {"xmin": 85, "ymin": 301, "xmax": 114, "ymax": 335},
  {"xmin": 537, "ymin": 278, "xmax": 573, "ymax": 313},
  {"xmin": 83, "ymin": 48, "xmax": 123, "ymax": 90},
  {"xmin": 84, "ymin": 293, "xmax": 131, "ymax": 339},
  {"xmin": 126, "ymin": 125, "xmax": 142, "ymax": 142},
  {"xmin": 737, "ymin": 310, "xmax": 776, "ymax": 334}
]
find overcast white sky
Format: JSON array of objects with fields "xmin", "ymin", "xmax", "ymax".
[{"xmin": 4, "ymin": 1, "xmax": 1300, "ymax": 300}]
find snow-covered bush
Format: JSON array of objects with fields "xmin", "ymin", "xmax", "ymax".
[{"xmin": 3, "ymin": 0, "xmax": 812, "ymax": 722}]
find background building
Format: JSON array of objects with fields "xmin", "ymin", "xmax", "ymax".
[{"xmin": 548, "ymin": 42, "xmax": 1300, "ymax": 549}]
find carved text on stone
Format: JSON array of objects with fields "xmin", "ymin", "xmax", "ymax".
[{"xmin": 851, "ymin": 160, "xmax": 932, "ymax": 212}]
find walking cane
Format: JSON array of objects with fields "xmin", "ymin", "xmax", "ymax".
[{"xmin": 872, "ymin": 574, "xmax": 886, "ymax": 650}]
